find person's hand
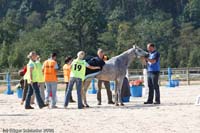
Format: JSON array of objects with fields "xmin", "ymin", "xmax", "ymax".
[
  {"xmin": 143, "ymin": 56, "xmax": 149, "ymax": 61},
  {"xmin": 96, "ymin": 66, "xmax": 101, "ymax": 69}
]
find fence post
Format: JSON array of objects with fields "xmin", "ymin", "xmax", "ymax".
[
  {"xmin": 187, "ymin": 67, "xmax": 190, "ymax": 85},
  {"xmin": 143, "ymin": 68, "xmax": 148, "ymax": 97},
  {"xmin": 4, "ymin": 72, "xmax": 14, "ymax": 95},
  {"xmin": 88, "ymin": 79, "xmax": 97, "ymax": 94}
]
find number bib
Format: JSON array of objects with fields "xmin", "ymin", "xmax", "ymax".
[{"xmin": 70, "ymin": 59, "xmax": 87, "ymax": 80}]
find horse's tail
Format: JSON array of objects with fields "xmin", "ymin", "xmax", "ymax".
[{"xmin": 84, "ymin": 71, "xmax": 101, "ymax": 81}]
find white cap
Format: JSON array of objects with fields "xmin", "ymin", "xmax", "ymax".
[
  {"xmin": 27, "ymin": 51, "xmax": 36, "ymax": 59},
  {"xmin": 77, "ymin": 51, "xmax": 85, "ymax": 59}
]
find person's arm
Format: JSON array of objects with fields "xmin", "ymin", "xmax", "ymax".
[
  {"xmin": 145, "ymin": 58, "xmax": 156, "ymax": 64},
  {"xmin": 55, "ymin": 62, "xmax": 59, "ymax": 70},
  {"xmin": 30, "ymin": 67, "xmax": 33, "ymax": 84},
  {"xmin": 145, "ymin": 52, "xmax": 160, "ymax": 64},
  {"xmin": 87, "ymin": 65, "xmax": 101, "ymax": 70},
  {"xmin": 85, "ymin": 62, "xmax": 100, "ymax": 70},
  {"xmin": 54, "ymin": 61, "xmax": 59, "ymax": 72},
  {"xmin": 29, "ymin": 63, "xmax": 34, "ymax": 84}
]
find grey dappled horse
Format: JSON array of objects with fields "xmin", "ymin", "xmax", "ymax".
[{"xmin": 82, "ymin": 45, "xmax": 149, "ymax": 106}]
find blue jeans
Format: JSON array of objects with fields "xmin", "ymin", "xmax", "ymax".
[
  {"xmin": 65, "ymin": 82, "xmax": 73, "ymax": 101},
  {"xmin": 147, "ymin": 72, "xmax": 160, "ymax": 102},
  {"xmin": 45, "ymin": 82, "xmax": 57, "ymax": 107},
  {"xmin": 25, "ymin": 82, "xmax": 45, "ymax": 108},
  {"xmin": 64, "ymin": 77, "xmax": 83, "ymax": 109}
]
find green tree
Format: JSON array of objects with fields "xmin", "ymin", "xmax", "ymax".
[
  {"xmin": 176, "ymin": 23, "xmax": 200, "ymax": 67},
  {"xmin": 0, "ymin": 41, "xmax": 9, "ymax": 68},
  {"xmin": 25, "ymin": 11, "xmax": 42, "ymax": 30},
  {"xmin": 64, "ymin": 0, "xmax": 106, "ymax": 54},
  {"xmin": 188, "ymin": 46, "xmax": 200, "ymax": 67},
  {"xmin": 0, "ymin": 0, "xmax": 200, "ymax": 69},
  {"xmin": 183, "ymin": 0, "xmax": 200, "ymax": 26},
  {"xmin": 167, "ymin": 46, "xmax": 177, "ymax": 68}
]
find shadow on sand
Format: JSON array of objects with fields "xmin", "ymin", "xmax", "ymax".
[
  {"xmin": 0, "ymin": 114, "xmax": 29, "ymax": 116},
  {"xmin": 83, "ymin": 102, "xmax": 194, "ymax": 110}
]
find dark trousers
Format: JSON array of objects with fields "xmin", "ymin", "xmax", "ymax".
[
  {"xmin": 147, "ymin": 72, "xmax": 160, "ymax": 102},
  {"xmin": 97, "ymin": 80, "xmax": 112, "ymax": 103},
  {"xmin": 22, "ymin": 79, "xmax": 28, "ymax": 101},
  {"xmin": 65, "ymin": 82, "xmax": 73, "ymax": 101},
  {"xmin": 25, "ymin": 82, "xmax": 45, "ymax": 108},
  {"xmin": 22, "ymin": 80, "xmax": 35, "ymax": 103}
]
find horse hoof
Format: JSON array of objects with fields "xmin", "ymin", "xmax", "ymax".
[
  {"xmin": 115, "ymin": 103, "xmax": 119, "ymax": 106},
  {"xmin": 120, "ymin": 103, "xmax": 124, "ymax": 106}
]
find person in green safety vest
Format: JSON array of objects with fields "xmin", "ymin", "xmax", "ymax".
[
  {"xmin": 64, "ymin": 51, "xmax": 101, "ymax": 109},
  {"xmin": 25, "ymin": 51, "xmax": 48, "ymax": 109},
  {"xmin": 20, "ymin": 65, "xmax": 35, "ymax": 105}
]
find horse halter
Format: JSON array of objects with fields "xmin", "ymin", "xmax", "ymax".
[{"xmin": 133, "ymin": 46, "xmax": 148, "ymax": 58}]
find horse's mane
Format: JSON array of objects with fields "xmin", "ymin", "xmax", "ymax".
[
  {"xmin": 117, "ymin": 48, "xmax": 134, "ymax": 57},
  {"xmin": 106, "ymin": 48, "xmax": 135, "ymax": 67}
]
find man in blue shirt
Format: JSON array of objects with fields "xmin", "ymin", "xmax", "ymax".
[{"xmin": 144, "ymin": 43, "xmax": 161, "ymax": 104}]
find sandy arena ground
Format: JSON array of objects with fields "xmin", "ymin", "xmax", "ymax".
[{"xmin": 0, "ymin": 85, "xmax": 200, "ymax": 133}]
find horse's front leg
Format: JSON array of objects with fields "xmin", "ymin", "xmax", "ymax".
[
  {"xmin": 118, "ymin": 86, "xmax": 124, "ymax": 106},
  {"xmin": 117, "ymin": 79, "xmax": 124, "ymax": 106}
]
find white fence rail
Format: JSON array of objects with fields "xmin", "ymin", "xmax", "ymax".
[{"xmin": 0, "ymin": 67, "xmax": 200, "ymax": 85}]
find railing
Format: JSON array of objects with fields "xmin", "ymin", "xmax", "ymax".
[
  {"xmin": 0, "ymin": 67, "xmax": 200, "ymax": 85},
  {"xmin": 128, "ymin": 67, "xmax": 200, "ymax": 85}
]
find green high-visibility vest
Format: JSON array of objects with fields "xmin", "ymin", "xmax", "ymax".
[
  {"xmin": 70, "ymin": 59, "xmax": 87, "ymax": 81},
  {"xmin": 35, "ymin": 61, "xmax": 45, "ymax": 82},
  {"xmin": 23, "ymin": 68, "xmax": 28, "ymax": 80},
  {"xmin": 26, "ymin": 60, "xmax": 38, "ymax": 83}
]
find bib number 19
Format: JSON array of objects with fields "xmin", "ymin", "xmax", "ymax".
[{"xmin": 74, "ymin": 64, "xmax": 82, "ymax": 71}]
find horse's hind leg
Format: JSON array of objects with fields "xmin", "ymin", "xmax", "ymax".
[
  {"xmin": 115, "ymin": 80, "xmax": 119, "ymax": 106},
  {"xmin": 118, "ymin": 80, "xmax": 124, "ymax": 106},
  {"xmin": 82, "ymin": 81, "xmax": 87, "ymax": 107},
  {"xmin": 82, "ymin": 80, "xmax": 91, "ymax": 107}
]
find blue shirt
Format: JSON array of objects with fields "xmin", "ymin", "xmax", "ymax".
[{"xmin": 147, "ymin": 50, "xmax": 160, "ymax": 72}]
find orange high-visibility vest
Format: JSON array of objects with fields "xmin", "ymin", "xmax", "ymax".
[
  {"xmin": 63, "ymin": 64, "xmax": 71, "ymax": 82},
  {"xmin": 43, "ymin": 60, "xmax": 57, "ymax": 82}
]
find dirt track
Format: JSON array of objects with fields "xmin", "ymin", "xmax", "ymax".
[{"xmin": 0, "ymin": 85, "xmax": 200, "ymax": 133}]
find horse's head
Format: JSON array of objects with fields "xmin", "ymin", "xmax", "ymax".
[{"xmin": 133, "ymin": 45, "xmax": 149, "ymax": 58}]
